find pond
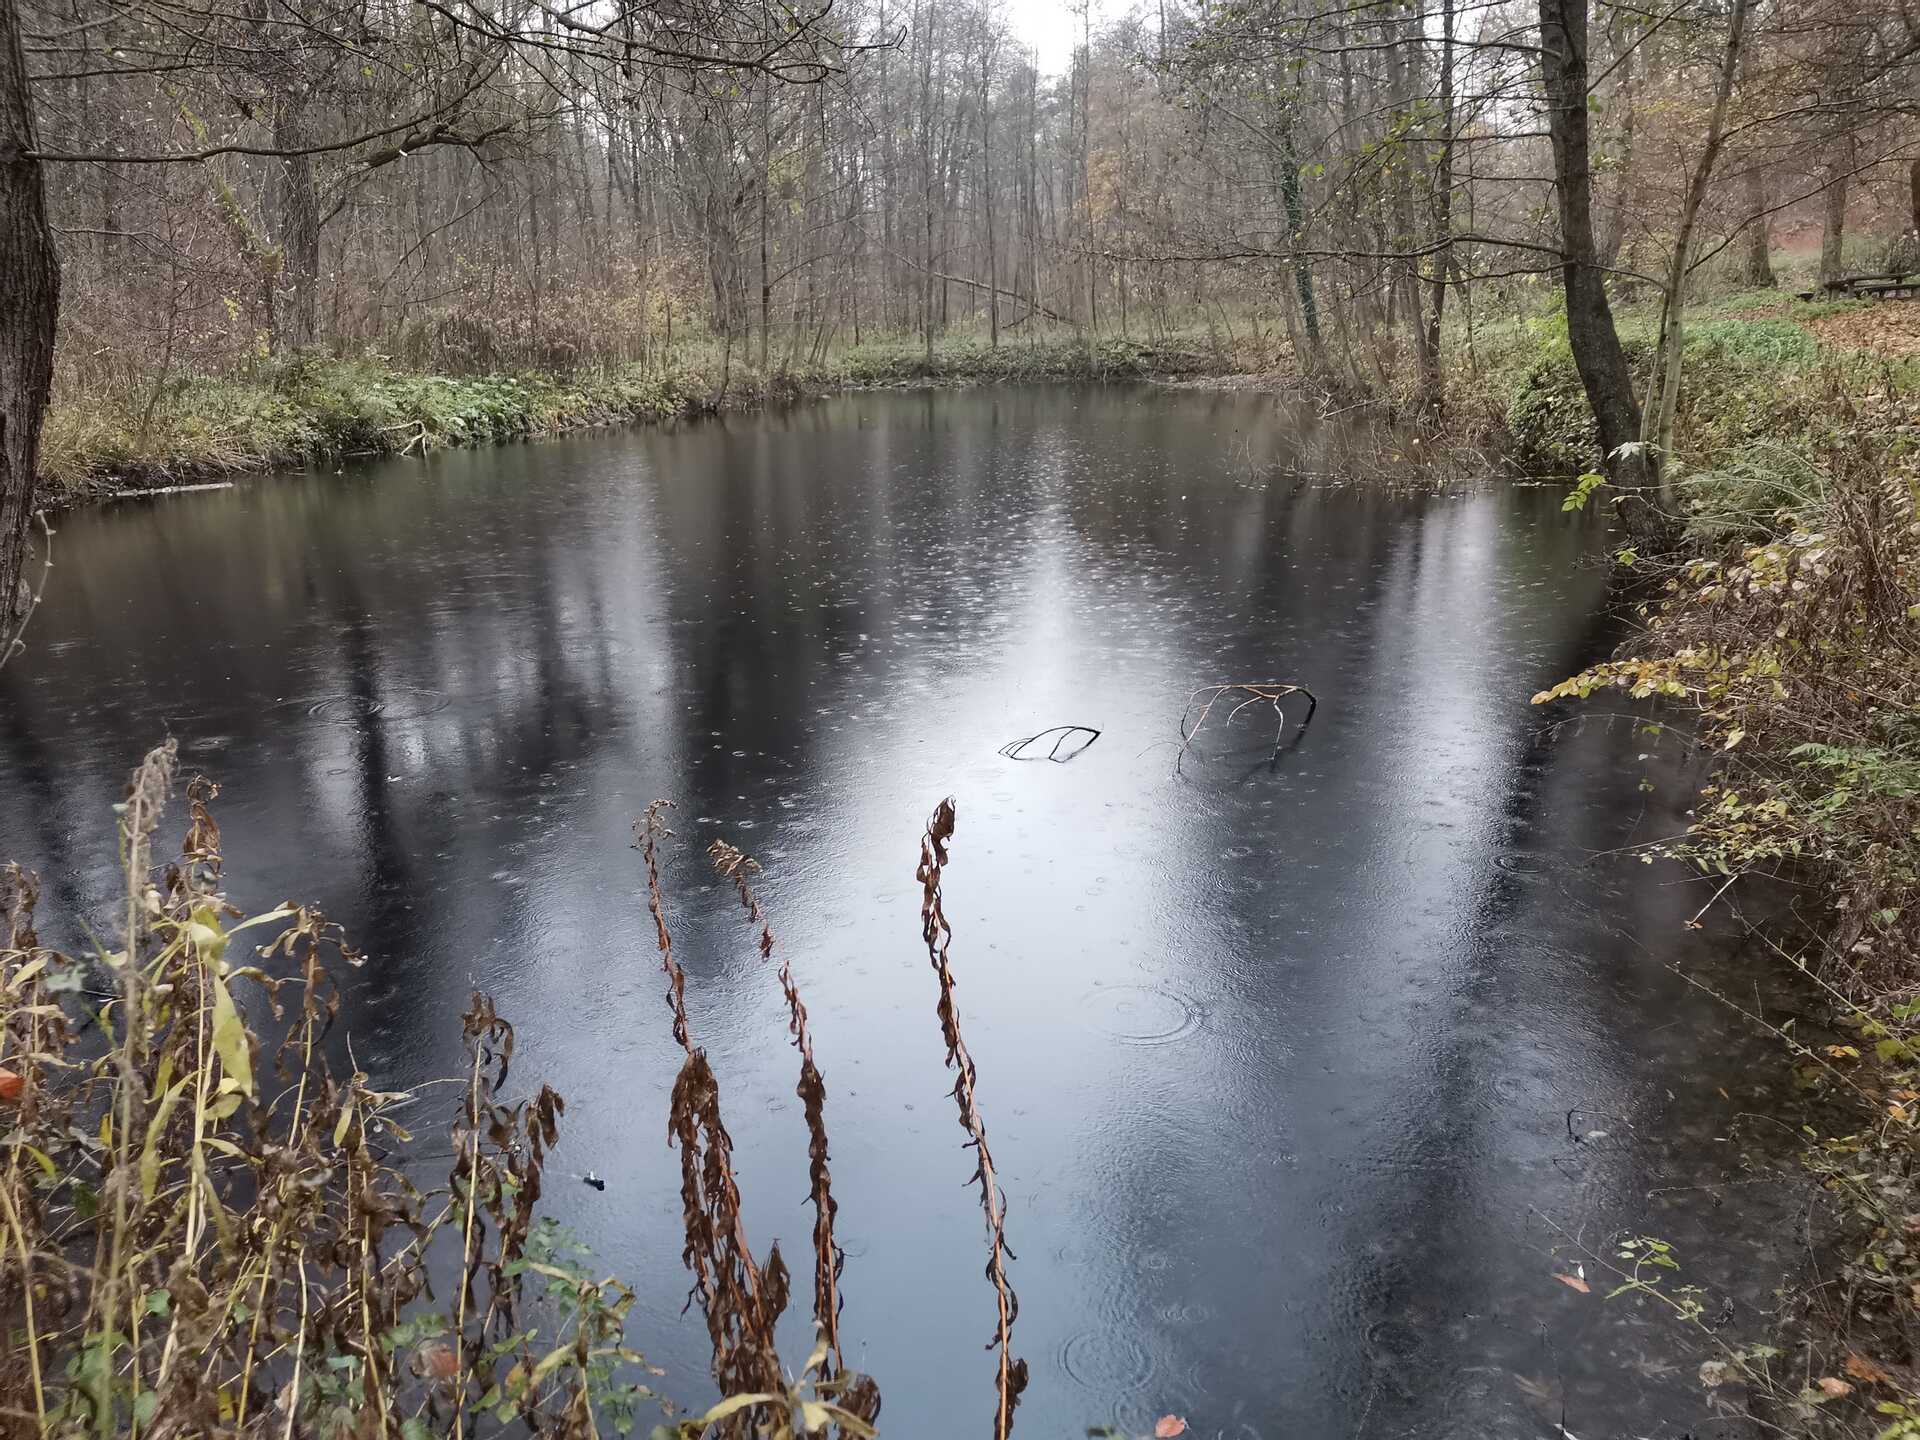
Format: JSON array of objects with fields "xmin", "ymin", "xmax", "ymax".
[{"xmin": 0, "ymin": 385, "xmax": 1810, "ymax": 1439}]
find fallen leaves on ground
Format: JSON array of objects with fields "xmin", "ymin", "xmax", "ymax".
[
  {"xmin": 1553, "ymin": 1273, "xmax": 1590, "ymax": 1294},
  {"xmin": 1807, "ymin": 303, "xmax": 1920, "ymax": 357},
  {"xmin": 1817, "ymin": 1376, "xmax": 1854, "ymax": 1398},
  {"xmin": 1845, "ymin": 1352, "xmax": 1892, "ymax": 1384},
  {"xmin": 0, "ymin": 1067, "xmax": 21, "ymax": 1102},
  {"xmin": 1155, "ymin": 1418, "xmax": 1187, "ymax": 1438}
]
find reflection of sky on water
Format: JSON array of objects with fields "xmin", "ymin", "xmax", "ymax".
[{"xmin": 0, "ymin": 385, "xmax": 1815, "ymax": 1439}]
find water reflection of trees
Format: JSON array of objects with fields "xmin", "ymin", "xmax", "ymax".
[{"xmin": 0, "ymin": 391, "xmax": 1788, "ymax": 1440}]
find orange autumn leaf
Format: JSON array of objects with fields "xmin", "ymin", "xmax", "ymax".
[
  {"xmin": 1154, "ymin": 1418, "xmax": 1187, "ymax": 1438},
  {"xmin": 1553, "ymin": 1273, "xmax": 1590, "ymax": 1294},
  {"xmin": 1817, "ymin": 1376, "xmax": 1853, "ymax": 1398},
  {"xmin": 420, "ymin": 1343, "xmax": 460, "ymax": 1381},
  {"xmin": 0, "ymin": 1068, "xmax": 22, "ymax": 1102},
  {"xmin": 1845, "ymin": 1353, "xmax": 1892, "ymax": 1384}
]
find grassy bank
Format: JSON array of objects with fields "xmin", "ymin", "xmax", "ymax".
[{"xmin": 37, "ymin": 331, "xmax": 1276, "ymax": 505}]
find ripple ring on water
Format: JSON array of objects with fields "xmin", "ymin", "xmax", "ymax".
[
  {"xmin": 1081, "ymin": 984, "xmax": 1203, "ymax": 1046},
  {"xmin": 304, "ymin": 687, "xmax": 451, "ymax": 724},
  {"xmin": 1058, "ymin": 1328, "xmax": 1155, "ymax": 1394}
]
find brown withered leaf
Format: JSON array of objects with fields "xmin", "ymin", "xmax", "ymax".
[
  {"xmin": 1553, "ymin": 1273, "xmax": 1590, "ymax": 1294},
  {"xmin": 1817, "ymin": 1376, "xmax": 1854, "ymax": 1398},
  {"xmin": 1845, "ymin": 1353, "xmax": 1892, "ymax": 1385}
]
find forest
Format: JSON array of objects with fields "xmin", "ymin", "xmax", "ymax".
[
  {"xmin": 4, "ymin": 0, "xmax": 1920, "ymax": 1436},
  {"xmin": 0, "ymin": 0, "xmax": 1915, "ymax": 534}
]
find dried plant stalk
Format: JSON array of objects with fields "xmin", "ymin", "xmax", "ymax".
[
  {"xmin": 917, "ymin": 798, "xmax": 1028, "ymax": 1440},
  {"xmin": 0, "ymin": 744, "xmax": 659, "ymax": 1440},
  {"xmin": 708, "ymin": 840, "xmax": 847, "ymax": 1368},
  {"xmin": 638, "ymin": 804, "xmax": 789, "ymax": 1422}
]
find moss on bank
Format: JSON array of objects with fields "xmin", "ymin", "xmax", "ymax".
[{"xmin": 38, "ymin": 332, "xmax": 1272, "ymax": 504}]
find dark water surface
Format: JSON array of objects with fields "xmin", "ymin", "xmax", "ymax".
[{"xmin": 2, "ymin": 386, "xmax": 1809, "ymax": 1438}]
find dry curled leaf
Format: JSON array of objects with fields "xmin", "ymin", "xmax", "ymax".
[
  {"xmin": 1155, "ymin": 1418, "xmax": 1188, "ymax": 1438},
  {"xmin": 1816, "ymin": 1376, "xmax": 1854, "ymax": 1398},
  {"xmin": 1553, "ymin": 1272, "xmax": 1590, "ymax": 1294},
  {"xmin": 0, "ymin": 1067, "xmax": 22, "ymax": 1102},
  {"xmin": 420, "ymin": 1342, "xmax": 460, "ymax": 1381},
  {"xmin": 1845, "ymin": 1352, "xmax": 1891, "ymax": 1384}
]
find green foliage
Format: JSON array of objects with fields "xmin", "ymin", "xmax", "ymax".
[
  {"xmin": 1684, "ymin": 316, "xmax": 1821, "ymax": 369},
  {"xmin": 1507, "ymin": 352, "xmax": 1599, "ymax": 475},
  {"xmin": 1561, "ymin": 471, "xmax": 1608, "ymax": 511},
  {"xmin": 37, "ymin": 356, "xmax": 723, "ymax": 496},
  {"xmin": 39, "ymin": 327, "xmax": 1270, "ymax": 499},
  {"xmin": 1675, "ymin": 443, "xmax": 1826, "ymax": 544}
]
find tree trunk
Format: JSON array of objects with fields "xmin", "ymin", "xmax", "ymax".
[
  {"xmin": 1596, "ymin": 39, "xmax": 1634, "ymax": 272},
  {"xmin": 273, "ymin": 104, "xmax": 321, "ymax": 352},
  {"xmin": 1820, "ymin": 136, "xmax": 1852, "ymax": 285},
  {"xmin": 1537, "ymin": 0, "xmax": 1662, "ymax": 536},
  {"xmin": 758, "ymin": 67, "xmax": 771, "ymax": 376},
  {"xmin": 982, "ymin": 41, "xmax": 998, "ymax": 349},
  {"xmin": 1743, "ymin": 167, "xmax": 1775, "ymax": 287},
  {"xmin": 1419, "ymin": 0, "xmax": 1457, "ymax": 413},
  {"xmin": 0, "ymin": 0, "xmax": 59, "ymax": 617},
  {"xmin": 1908, "ymin": 157, "xmax": 1920, "ymax": 257},
  {"xmin": 1643, "ymin": 0, "xmax": 1749, "ymax": 468}
]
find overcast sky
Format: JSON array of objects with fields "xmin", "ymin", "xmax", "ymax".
[{"xmin": 1004, "ymin": 0, "xmax": 1113, "ymax": 73}]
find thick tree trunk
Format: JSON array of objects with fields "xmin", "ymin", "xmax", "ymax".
[
  {"xmin": 1, "ymin": 0, "xmax": 60, "ymax": 617},
  {"xmin": 1537, "ymin": 0, "xmax": 1662, "ymax": 536}
]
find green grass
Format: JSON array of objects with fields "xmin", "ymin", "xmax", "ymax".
[
  {"xmin": 38, "ymin": 357, "xmax": 717, "ymax": 499},
  {"xmin": 39, "ymin": 328, "xmax": 1276, "ymax": 502},
  {"xmin": 1468, "ymin": 286, "xmax": 1920, "ymax": 476}
]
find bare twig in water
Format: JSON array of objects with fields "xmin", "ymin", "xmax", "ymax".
[
  {"xmin": 1178, "ymin": 682, "xmax": 1319, "ymax": 767},
  {"xmin": 707, "ymin": 839, "xmax": 883, "ymax": 1428},
  {"xmin": 917, "ymin": 798, "xmax": 1028, "ymax": 1440},
  {"xmin": 998, "ymin": 725, "xmax": 1101, "ymax": 762},
  {"xmin": 637, "ymin": 803, "xmax": 788, "ymax": 1424}
]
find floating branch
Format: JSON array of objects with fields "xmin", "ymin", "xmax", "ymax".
[
  {"xmin": 917, "ymin": 798, "xmax": 1028, "ymax": 1440},
  {"xmin": 998, "ymin": 725, "xmax": 1101, "ymax": 762},
  {"xmin": 1178, "ymin": 682, "xmax": 1319, "ymax": 764},
  {"xmin": 708, "ymin": 840, "xmax": 882, "ymax": 1427}
]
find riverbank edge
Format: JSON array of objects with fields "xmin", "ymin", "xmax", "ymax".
[
  {"xmin": 36, "ymin": 334, "xmax": 1283, "ymax": 508},
  {"xmin": 1528, "ymin": 344, "xmax": 1920, "ymax": 1429}
]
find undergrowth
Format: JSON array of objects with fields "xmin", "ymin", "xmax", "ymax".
[
  {"xmin": 1536, "ymin": 371, "xmax": 1920, "ymax": 1435},
  {"xmin": 37, "ymin": 330, "xmax": 1272, "ymax": 504},
  {"xmin": 0, "ymin": 747, "xmax": 1021, "ymax": 1438}
]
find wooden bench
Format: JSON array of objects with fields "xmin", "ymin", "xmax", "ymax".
[{"xmin": 1797, "ymin": 272, "xmax": 1920, "ymax": 301}]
